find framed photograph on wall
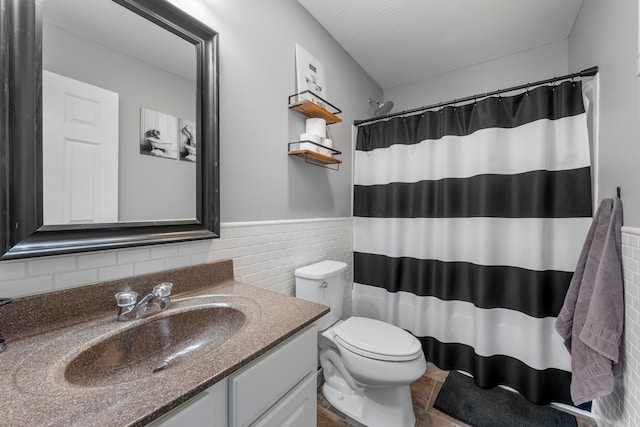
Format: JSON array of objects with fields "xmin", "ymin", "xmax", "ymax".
[
  {"xmin": 179, "ymin": 119, "xmax": 196, "ymax": 162},
  {"xmin": 295, "ymin": 43, "xmax": 327, "ymax": 107},
  {"xmin": 140, "ymin": 108, "xmax": 180, "ymax": 160}
]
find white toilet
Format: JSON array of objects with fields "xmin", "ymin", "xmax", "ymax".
[{"xmin": 295, "ymin": 260, "xmax": 426, "ymax": 427}]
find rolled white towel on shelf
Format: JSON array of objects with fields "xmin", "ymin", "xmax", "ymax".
[
  {"xmin": 299, "ymin": 132, "xmax": 323, "ymax": 152},
  {"xmin": 306, "ymin": 118, "xmax": 326, "ymax": 138}
]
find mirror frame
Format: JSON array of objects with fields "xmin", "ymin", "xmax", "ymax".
[{"xmin": 0, "ymin": 0, "xmax": 219, "ymax": 260}]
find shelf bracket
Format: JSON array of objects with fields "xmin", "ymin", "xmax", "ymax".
[
  {"xmin": 301, "ymin": 153, "xmax": 340, "ymax": 171},
  {"xmin": 287, "ymin": 142, "xmax": 342, "ymax": 171}
]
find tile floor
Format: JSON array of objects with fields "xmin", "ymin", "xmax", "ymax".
[{"xmin": 316, "ymin": 363, "xmax": 598, "ymax": 427}]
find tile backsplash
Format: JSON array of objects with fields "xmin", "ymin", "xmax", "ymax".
[
  {"xmin": 0, "ymin": 218, "xmax": 353, "ymax": 315},
  {"xmin": 592, "ymin": 227, "xmax": 640, "ymax": 426}
]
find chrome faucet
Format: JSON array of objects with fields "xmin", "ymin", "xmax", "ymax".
[
  {"xmin": 0, "ymin": 297, "xmax": 13, "ymax": 352},
  {"xmin": 114, "ymin": 282, "xmax": 173, "ymax": 321}
]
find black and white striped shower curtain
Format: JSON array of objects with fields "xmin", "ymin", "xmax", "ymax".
[{"xmin": 353, "ymin": 81, "xmax": 592, "ymax": 405}]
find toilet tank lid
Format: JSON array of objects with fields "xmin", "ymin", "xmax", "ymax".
[{"xmin": 295, "ymin": 260, "xmax": 347, "ymax": 279}]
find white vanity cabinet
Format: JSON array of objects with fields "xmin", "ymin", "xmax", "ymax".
[{"xmin": 149, "ymin": 325, "xmax": 317, "ymax": 427}]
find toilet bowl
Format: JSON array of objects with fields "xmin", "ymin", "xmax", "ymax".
[{"xmin": 295, "ymin": 261, "xmax": 426, "ymax": 427}]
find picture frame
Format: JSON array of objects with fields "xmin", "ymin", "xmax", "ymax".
[
  {"xmin": 179, "ymin": 118, "xmax": 196, "ymax": 162},
  {"xmin": 140, "ymin": 107, "xmax": 180, "ymax": 160},
  {"xmin": 295, "ymin": 43, "xmax": 327, "ymax": 107}
]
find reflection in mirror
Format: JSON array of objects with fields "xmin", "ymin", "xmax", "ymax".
[
  {"xmin": 0, "ymin": 0, "xmax": 219, "ymax": 260},
  {"xmin": 42, "ymin": 0, "xmax": 197, "ymax": 225}
]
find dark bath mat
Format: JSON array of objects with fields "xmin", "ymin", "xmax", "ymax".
[{"xmin": 433, "ymin": 371, "xmax": 578, "ymax": 427}]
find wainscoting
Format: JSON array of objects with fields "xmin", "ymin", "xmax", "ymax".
[
  {"xmin": 0, "ymin": 218, "xmax": 353, "ymax": 303},
  {"xmin": 592, "ymin": 227, "xmax": 640, "ymax": 426}
]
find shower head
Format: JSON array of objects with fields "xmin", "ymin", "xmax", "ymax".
[{"xmin": 368, "ymin": 98, "xmax": 394, "ymax": 117}]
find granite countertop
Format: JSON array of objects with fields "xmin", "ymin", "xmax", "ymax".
[{"xmin": 0, "ymin": 260, "xmax": 328, "ymax": 426}]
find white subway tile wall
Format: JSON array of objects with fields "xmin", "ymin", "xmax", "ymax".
[
  {"xmin": 0, "ymin": 218, "xmax": 353, "ymax": 316},
  {"xmin": 592, "ymin": 228, "xmax": 640, "ymax": 427},
  {"xmin": 8, "ymin": 216, "xmax": 640, "ymax": 424}
]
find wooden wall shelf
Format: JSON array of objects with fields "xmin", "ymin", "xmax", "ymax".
[
  {"xmin": 288, "ymin": 150, "xmax": 342, "ymax": 170},
  {"xmin": 288, "ymin": 91, "xmax": 342, "ymax": 124},
  {"xmin": 288, "ymin": 99, "xmax": 342, "ymax": 124},
  {"xmin": 288, "ymin": 92, "xmax": 343, "ymax": 170}
]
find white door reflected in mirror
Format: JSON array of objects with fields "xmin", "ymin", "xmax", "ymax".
[
  {"xmin": 43, "ymin": 70, "xmax": 119, "ymax": 225},
  {"xmin": 42, "ymin": 0, "xmax": 197, "ymax": 224}
]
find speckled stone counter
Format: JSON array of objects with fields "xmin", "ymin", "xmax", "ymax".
[{"xmin": 0, "ymin": 260, "xmax": 328, "ymax": 426}]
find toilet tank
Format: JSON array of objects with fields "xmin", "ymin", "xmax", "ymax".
[{"xmin": 295, "ymin": 260, "xmax": 347, "ymax": 330}]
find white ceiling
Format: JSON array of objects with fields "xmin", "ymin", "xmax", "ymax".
[{"xmin": 297, "ymin": 0, "xmax": 584, "ymax": 90}]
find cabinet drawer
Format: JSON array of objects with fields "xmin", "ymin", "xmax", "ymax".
[
  {"xmin": 229, "ymin": 326, "xmax": 316, "ymax": 427},
  {"xmin": 252, "ymin": 372, "xmax": 316, "ymax": 427}
]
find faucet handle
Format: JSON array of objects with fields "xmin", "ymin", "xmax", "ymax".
[
  {"xmin": 152, "ymin": 282, "xmax": 173, "ymax": 298},
  {"xmin": 115, "ymin": 290, "xmax": 138, "ymax": 307}
]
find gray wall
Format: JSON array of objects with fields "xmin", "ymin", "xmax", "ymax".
[
  {"xmin": 385, "ymin": 40, "xmax": 569, "ymax": 112},
  {"xmin": 45, "ymin": 0, "xmax": 385, "ymax": 224},
  {"xmin": 43, "ymin": 23, "xmax": 197, "ymax": 222},
  {"xmin": 569, "ymin": 0, "xmax": 640, "ymax": 226},
  {"xmin": 167, "ymin": 0, "xmax": 382, "ymax": 222}
]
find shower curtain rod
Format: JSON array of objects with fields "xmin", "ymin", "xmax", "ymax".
[{"xmin": 354, "ymin": 66, "xmax": 599, "ymax": 126}]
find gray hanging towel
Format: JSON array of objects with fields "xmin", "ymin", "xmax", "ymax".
[{"xmin": 555, "ymin": 197, "xmax": 624, "ymax": 405}]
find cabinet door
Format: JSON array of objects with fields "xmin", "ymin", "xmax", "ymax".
[
  {"xmin": 229, "ymin": 326, "xmax": 316, "ymax": 427},
  {"xmin": 252, "ymin": 373, "xmax": 316, "ymax": 427},
  {"xmin": 148, "ymin": 378, "xmax": 228, "ymax": 427}
]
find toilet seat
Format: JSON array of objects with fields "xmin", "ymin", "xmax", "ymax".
[{"xmin": 333, "ymin": 317, "xmax": 423, "ymax": 362}]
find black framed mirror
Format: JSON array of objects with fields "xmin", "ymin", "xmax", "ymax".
[{"xmin": 0, "ymin": 0, "xmax": 219, "ymax": 260}]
